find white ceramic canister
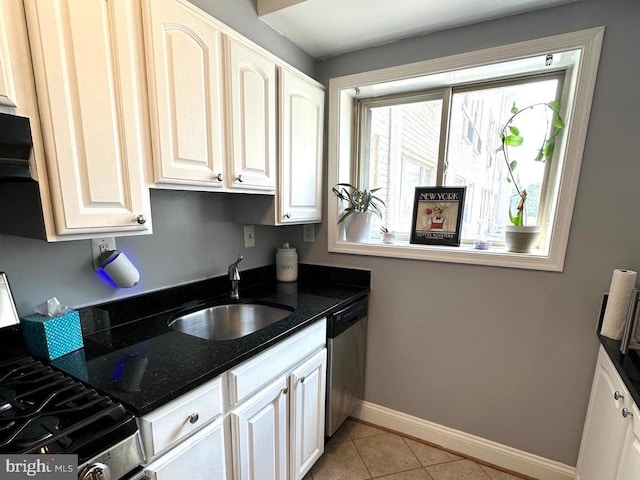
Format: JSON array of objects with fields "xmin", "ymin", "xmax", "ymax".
[{"xmin": 276, "ymin": 242, "xmax": 298, "ymax": 282}]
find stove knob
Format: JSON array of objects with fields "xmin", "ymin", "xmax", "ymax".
[{"xmin": 80, "ymin": 463, "xmax": 111, "ymax": 480}]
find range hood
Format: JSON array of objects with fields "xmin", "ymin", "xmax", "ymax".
[
  {"xmin": 0, "ymin": 112, "xmax": 48, "ymax": 240},
  {"xmin": 0, "ymin": 112, "xmax": 34, "ymax": 181}
]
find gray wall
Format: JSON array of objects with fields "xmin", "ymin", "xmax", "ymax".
[
  {"xmin": 0, "ymin": 0, "xmax": 312, "ymax": 314},
  {"xmin": 1, "ymin": 189, "xmax": 304, "ymax": 314},
  {"xmin": 187, "ymin": 0, "xmax": 315, "ymax": 75},
  {"xmin": 1, "ymin": 0, "xmax": 634, "ymax": 468},
  {"xmin": 301, "ymin": 0, "xmax": 640, "ymax": 467}
]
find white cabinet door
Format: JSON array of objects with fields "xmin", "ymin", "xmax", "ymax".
[
  {"xmin": 24, "ymin": 0, "xmax": 151, "ymax": 236},
  {"xmin": 0, "ymin": 0, "xmax": 19, "ymax": 109},
  {"xmin": 144, "ymin": 418, "xmax": 230, "ymax": 480},
  {"xmin": 576, "ymin": 347, "xmax": 630, "ymax": 480},
  {"xmin": 231, "ymin": 375, "xmax": 288, "ymax": 480},
  {"xmin": 226, "ymin": 38, "xmax": 277, "ymax": 192},
  {"xmin": 615, "ymin": 403, "xmax": 640, "ymax": 480},
  {"xmin": 279, "ymin": 68, "xmax": 324, "ymax": 224},
  {"xmin": 290, "ymin": 348, "xmax": 327, "ymax": 480},
  {"xmin": 142, "ymin": 0, "xmax": 226, "ymax": 188}
]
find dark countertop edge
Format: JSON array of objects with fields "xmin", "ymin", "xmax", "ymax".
[
  {"xmin": 134, "ymin": 292, "xmax": 367, "ymax": 415},
  {"xmin": 596, "ymin": 294, "xmax": 640, "ymax": 408},
  {"xmin": 53, "ymin": 265, "xmax": 371, "ymax": 416}
]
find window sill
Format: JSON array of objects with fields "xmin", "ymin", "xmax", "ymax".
[{"xmin": 328, "ymin": 239, "xmax": 564, "ymax": 271}]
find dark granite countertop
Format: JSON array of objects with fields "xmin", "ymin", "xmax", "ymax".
[{"xmin": 51, "ymin": 265, "xmax": 370, "ymax": 416}]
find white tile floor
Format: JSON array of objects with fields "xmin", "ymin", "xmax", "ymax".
[{"xmin": 306, "ymin": 420, "xmax": 529, "ymax": 480}]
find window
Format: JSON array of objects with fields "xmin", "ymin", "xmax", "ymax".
[
  {"xmin": 357, "ymin": 93, "xmax": 441, "ymax": 238},
  {"xmin": 328, "ymin": 27, "xmax": 604, "ymax": 271},
  {"xmin": 357, "ymin": 75, "xmax": 563, "ymax": 246}
]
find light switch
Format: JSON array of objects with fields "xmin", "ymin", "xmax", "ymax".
[
  {"xmin": 303, "ymin": 224, "xmax": 315, "ymax": 243},
  {"xmin": 244, "ymin": 225, "xmax": 255, "ymax": 248}
]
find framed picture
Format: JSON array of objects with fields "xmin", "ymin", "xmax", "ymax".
[{"xmin": 410, "ymin": 187, "xmax": 466, "ymax": 246}]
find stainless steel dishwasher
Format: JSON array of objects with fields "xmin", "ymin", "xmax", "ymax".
[{"xmin": 326, "ymin": 295, "xmax": 368, "ymax": 437}]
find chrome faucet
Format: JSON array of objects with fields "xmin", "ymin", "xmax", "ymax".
[{"xmin": 228, "ymin": 255, "xmax": 243, "ymax": 299}]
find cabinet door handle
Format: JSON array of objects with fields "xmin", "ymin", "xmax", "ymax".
[
  {"xmin": 237, "ymin": 174, "xmax": 244, "ymax": 183},
  {"xmin": 188, "ymin": 413, "xmax": 199, "ymax": 424},
  {"xmin": 298, "ymin": 376, "xmax": 305, "ymax": 384},
  {"xmin": 622, "ymin": 408, "xmax": 633, "ymax": 418},
  {"xmin": 614, "ymin": 391, "xmax": 624, "ymax": 401},
  {"xmin": 216, "ymin": 173, "xmax": 223, "ymax": 182},
  {"xmin": 284, "ymin": 213, "xmax": 291, "ymax": 219},
  {"xmin": 136, "ymin": 214, "xmax": 146, "ymax": 225},
  {"xmin": 281, "ymin": 387, "xmax": 288, "ymax": 395}
]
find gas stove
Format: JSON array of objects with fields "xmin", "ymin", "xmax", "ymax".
[{"xmin": 0, "ymin": 273, "xmax": 144, "ymax": 480}]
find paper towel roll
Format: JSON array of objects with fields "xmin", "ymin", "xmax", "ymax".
[{"xmin": 601, "ymin": 269, "xmax": 637, "ymax": 340}]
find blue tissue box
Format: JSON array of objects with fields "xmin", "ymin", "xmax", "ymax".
[{"xmin": 20, "ymin": 310, "xmax": 83, "ymax": 360}]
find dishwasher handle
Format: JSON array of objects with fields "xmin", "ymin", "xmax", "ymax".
[{"xmin": 327, "ymin": 296, "xmax": 368, "ymax": 338}]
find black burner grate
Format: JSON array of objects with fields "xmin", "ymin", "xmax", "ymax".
[{"xmin": 0, "ymin": 356, "xmax": 136, "ymax": 462}]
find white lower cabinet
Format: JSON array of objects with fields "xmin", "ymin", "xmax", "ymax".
[
  {"xmin": 290, "ymin": 349, "xmax": 327, "ymax": 480},
  {"xmin": 139, "ymin": 320, "xmax": 327, "ymax": 480},
  {"xmin": 615, "ymin": 402, "xmax": 640, "ymax": 480},
  {"xmin": 230, "ymin": 348, "xmax": 327, "ymax": 480},
  {"xmin": 229, "ymin": 320, "xmax": 327, "ymax": 480},
  {"xmin": 231, "ymin": 375, "xmax": 289, "ymax": 480},
  {"xmin": 576, "ymin": 346, "xmax": 638, "ymax": 480},
  {"xmin": 144, "ymin": 417, "xmax": 230, "ymax": 480}
]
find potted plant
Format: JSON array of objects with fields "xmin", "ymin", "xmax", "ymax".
[
  {"xmin": 497, "ymin": 100, "xmax": 565, "ymax": 252},
  {"xmin": 380, "ymin": 225, "xmax": 397, "ymax": 244},
  {"xmin": 332, "ymin": 183, "xmax": 385, "ymax": 242}
]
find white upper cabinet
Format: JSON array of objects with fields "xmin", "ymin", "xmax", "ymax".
[
  {"xmin": 142, "ymin": 0, "xmax": 226, "ymax": 188},
  {"xmin": 0, "ymin": 1, "xmax": 19, "ymax": 109},
  {"xmin": 143, "ymin": 0, "xmax": 278, "ymax": 193},
  {"xmin": 0, "ymin": 0, "xmax": 41, "ymax": 130},
  {"xmin": 279, "ymin": 67, "xmax": 324, "ymax": 224},
  {"xmin": 225, "ymin": 38, "xmax": 277, "ymax": 192},
  {"xmin": 24, "ymin": 0, "xmax": 152, "ymax": 237},
  {"xmin": 230, "ymin": 68, "xmax": 325, "ymax": 225},
  {"xmin": 3, "ymin": 0, "xmax": 322, "ymax": 240}
]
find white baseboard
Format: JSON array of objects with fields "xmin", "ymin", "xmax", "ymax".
[{"xmin": 353, "ymin": 401, "xmax": 576, "ymax": 480}]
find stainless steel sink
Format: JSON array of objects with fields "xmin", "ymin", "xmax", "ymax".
[{"xmin": 168, "ymin": 303, "xmax": 293, "ymax": 341}]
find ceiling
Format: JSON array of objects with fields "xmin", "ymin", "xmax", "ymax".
[{"xmin": 257, "ymin": 0, "xmax": 582, "ymax": 59}]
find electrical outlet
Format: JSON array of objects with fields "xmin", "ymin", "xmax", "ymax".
[
  {"xmin": 90, "ymin": 237, "xmax": 117, "ymax": 270},
  {"xmin": 303, "ymin": 224, "xmax": 315, "ymax": 243},
  {"xmin": 243, "ymin": 225, "xmax": 255, "ymax": 248}
]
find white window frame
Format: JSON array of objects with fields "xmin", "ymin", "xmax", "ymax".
[{"xmin": 327, "ymin": 27, "xmax": 604, "ymax": 272}]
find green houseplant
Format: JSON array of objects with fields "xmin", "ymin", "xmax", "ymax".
[
  {"xmin": 332, "ymin": 183, "xmax": 385, "ymax": 242},
  {"xmin": 497, "ymin": 100, "xmax": 565, "ymax": 252}
]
